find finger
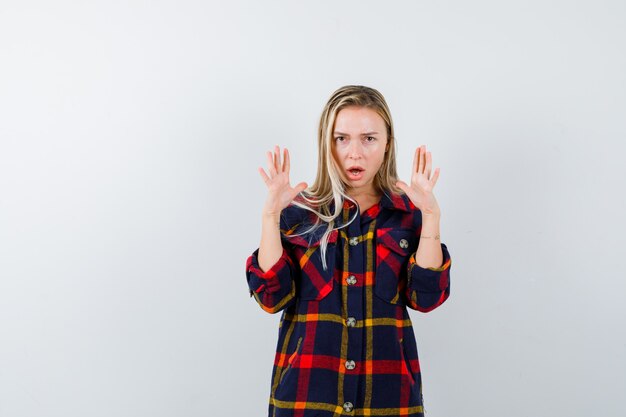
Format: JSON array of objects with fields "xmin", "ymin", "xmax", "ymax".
[
  {"xmin": 425, "ymin": 151, "xmax": 432, "ymax": 179},
  {"xmin": 274, "ymin": 145, "xmax": 281, "ymax": 173},
  {"xmin": 258, "ymin": 167, "xmax": 270, "ymax": 184},
  {"xmin": 417, "ymin": 145, "xmax": 425, "ymax": 174},
  {"xmin": 412, "ymin": 147, "xmax": 418, "ymax": 174},
  {"xmin": 266, "ymin": 151, "xmax": 277, "ymax": 176},
  {"xmin": 283, "ymin": 147, "xmax": 290, "ymax": 173},
  {"xmin": 431, "ymin": 167, "xmax": 440, "ymax": 188}
]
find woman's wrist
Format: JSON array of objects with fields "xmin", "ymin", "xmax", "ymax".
[
  {"xmin": 420, "ymin": 211, "xmax": 441, "ymax": 239},
  {"xmin": 421, "ymin": 211, "xmax": 441, "ymax": 223},
  {"xmin": 262, "ymin": 212, "xmax": 281, "ymax": 227}
]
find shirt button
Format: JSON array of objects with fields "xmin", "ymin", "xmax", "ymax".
[
  {"xmin": 343, "ymin": 401, "xmax": 354, "ymax": 412},
  {"xmin": 346, "ymin": 275, "xmax": 357, "ymax": 285},
  {"xmin": 345, "ymin": 359, "xmax": 355, "ymax": 370},
  {"xmin": 399, "ymin": 238, "xmax": 409, "ymax": 249},
  {"xmin": 349, "ymin": 237, "xmax": 359, "ymax": 246},
  {"xmin": 346, "ymin": 317, "xmax": 356, "ymax": 327}
]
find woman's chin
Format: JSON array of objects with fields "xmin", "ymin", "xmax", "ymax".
[{"xmin": 345, "ymin": 179, "xmax": 372, "ymax": 190}]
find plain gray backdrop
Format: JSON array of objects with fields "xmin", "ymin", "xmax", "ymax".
[{"xmin": 1, "ymin": 1, "xmax": 625, "ymax": 416}]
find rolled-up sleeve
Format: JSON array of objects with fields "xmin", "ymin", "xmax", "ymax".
[
  {"xmin": 404, "ymin": 242, "xmax": 451, "ymax": 312},
  {"xmin": 246, "ymin": 246, "xmax": 297, "ymax": 314}
]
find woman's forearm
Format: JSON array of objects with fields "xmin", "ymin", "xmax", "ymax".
[
  {"xmin": 414, "ymin": 213, "xmax": 443, "ymax": 269},
  {"xmin": 258, "ymin": 214, "xmax": 284, "ymax": 273}
]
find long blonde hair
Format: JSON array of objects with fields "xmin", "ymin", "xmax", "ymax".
[{"xmin": 287, "ymin": 85, "xmax": 402, "ymax": 270}]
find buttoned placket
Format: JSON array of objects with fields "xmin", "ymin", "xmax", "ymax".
[{"xmin": 340, "ymin": 202, "xmax": 377, "ymax": 414}]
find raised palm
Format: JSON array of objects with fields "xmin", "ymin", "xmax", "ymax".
[
  {"xmin": 259, "ymin": 145, "xmax": 308, "ymax": 218},
  {"xmin": 396, "ymin": 145, "xmax": 441, "ymax": 216}
]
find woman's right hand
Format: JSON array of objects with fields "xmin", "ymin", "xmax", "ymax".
[{"xmin": 258, "ymin": 145, "xmax": 308, "ymax": 219}]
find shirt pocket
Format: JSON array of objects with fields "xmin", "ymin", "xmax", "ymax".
[
  {"xmin": 399, "ymin": 337, "xmax": 416, "ymax": 387},
  {"xmin": 278, "ymin": 336, "xmax": 303, "ymax": 386},
  {"xmin": 274, "ymin": 335, "xmax": 304, "ymax": 402},
  {"xmin": 374, "ymin": 228, "xmax": 417, "ymax": 305},
  {"xmin": 288, "ymin": 229, "xmax": 338, "ymax": 301}
]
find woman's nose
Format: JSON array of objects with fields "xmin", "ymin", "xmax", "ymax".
[{"xmin": 348, "ymin": 139, "xmax": 363, "ymax": 158}]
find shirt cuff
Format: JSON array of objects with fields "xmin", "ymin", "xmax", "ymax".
[
  {"xmin": 246, "ymin": 247, "xmax": 293, "ymax": 296},
  {"xmin": 407, "ymin": 242, "xmax": 451, "ymax": 293}
]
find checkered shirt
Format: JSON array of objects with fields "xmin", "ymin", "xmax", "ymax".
[{"xmin": 246, "ymin": 190, "xmax": 452, "ymax": 417}]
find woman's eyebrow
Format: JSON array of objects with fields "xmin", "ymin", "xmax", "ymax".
[{"xmin": 333, "ymin": 131, "xmax": 380, "ymax": 136}]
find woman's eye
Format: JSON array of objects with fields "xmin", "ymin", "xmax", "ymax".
[
  {"xmin": 335, "ymin": 136, "xmax": 345, "ymax": 142},
  {"xmin": 365, "ymin": 136, "xmax": 376, "ymax": 142}
]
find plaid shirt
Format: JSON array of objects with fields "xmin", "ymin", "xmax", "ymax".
[{"xmin": 246, "ymin": 190, "xmax": 452, "ymax": 417}]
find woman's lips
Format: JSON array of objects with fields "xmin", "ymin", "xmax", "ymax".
[{"xmin": 347, "ymin": 168, "xmax": 364, "ymax": 181}]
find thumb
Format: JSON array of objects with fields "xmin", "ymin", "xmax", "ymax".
[
  {"xmin": 293, "ymin": 182, "xmax": 308, "ymax": 196},
  {"xmin": 395, "ymin": 180, "xmax": 408, "ymax": 193}
]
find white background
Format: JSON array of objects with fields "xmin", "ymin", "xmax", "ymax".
[{"xmin": 1, "ymin": 1, "xmax": 625, "ymax": 416}]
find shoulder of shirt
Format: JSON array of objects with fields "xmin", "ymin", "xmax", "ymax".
[
  {"xmin": 382, "ymin": 189, "xmax": 424, "ymax": 230},
  {"xmin": 278, "ymin": 203, "xmax": 332, "ymax": 248},
  {"xmin": 382, "ymin": 189, "xmax": 415, "ymax": 212},
  {"xmin": 279, "ymin": 191, "xmax": 420, "ymax": 229},
  {"xmin": 279, "ymin": 203, "xmax": 313, "ymax": 232}
]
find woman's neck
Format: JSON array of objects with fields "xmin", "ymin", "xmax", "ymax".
[{"xmin": 347, "ymin": 187, "xmax": 382, "ymax": 213}]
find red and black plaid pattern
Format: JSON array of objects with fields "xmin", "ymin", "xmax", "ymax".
[{"xmin": 246, "ymin": 190, "xmax": 451, "ymax": 417}]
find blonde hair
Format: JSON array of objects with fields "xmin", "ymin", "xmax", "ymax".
[{"xmin": 286, "ymin": 85, "xmax": 403, "ymax": 270}]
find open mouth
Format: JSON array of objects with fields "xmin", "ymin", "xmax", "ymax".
[{"xmin": 347, "ymin": 167, "xmax": 364, "ymax": 180}]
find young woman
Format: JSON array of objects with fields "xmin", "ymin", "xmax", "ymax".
[{"xmin": 246, "ymin": 85, "xmax": 452, "ymax": 417}]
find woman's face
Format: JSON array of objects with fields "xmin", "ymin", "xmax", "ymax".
[{"xmin": 331, "ymin": 106, "xmax": 388, "ymax": 194}]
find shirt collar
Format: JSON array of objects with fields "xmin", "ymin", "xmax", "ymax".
[{"xmin": 340, "ymin": 189, "xmax": 413, "ymax": 213}]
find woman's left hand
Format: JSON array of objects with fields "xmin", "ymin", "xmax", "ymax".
[{"xmin": 395, "ymin": 144, "xmax": 441, "ymax": 217}]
